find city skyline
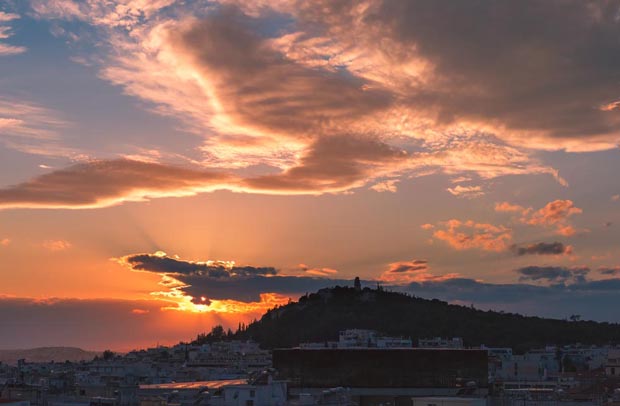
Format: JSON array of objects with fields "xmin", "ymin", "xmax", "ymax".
[{"xmin": 1, "ymin": 0, "xmax": 620, "ymax": 350}]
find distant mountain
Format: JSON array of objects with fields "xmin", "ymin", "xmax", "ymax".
[
  {"xmin": 0, "ymin": 347, "xmax": 100, "ymax": 365},
  {"xmin": 233, "ymin": 286, "xmax": 620, "ymax": 353}
]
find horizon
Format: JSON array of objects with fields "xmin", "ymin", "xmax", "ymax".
[
  {"xmin": 2, "ymin": 0, "xmax": 620, "ymax": 350},
  {"xmin": 1, "ymin": 283, "xmax": 620, "ymax": 353}
]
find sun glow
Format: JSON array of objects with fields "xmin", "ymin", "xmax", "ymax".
[{"xmin": 151, "ymin": 275, "xmax": 290, "ymax": 314}]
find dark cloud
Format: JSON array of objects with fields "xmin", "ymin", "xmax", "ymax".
[
  {"xmin": 389, "ymin": 260, "xmax": 428, "ymax": 273},
  {"xmin": 516, "ymin": 265, "xmax": 590, "ymax": 284},
  {"xmin": 245, "ymin": 135, "xmax": 408, "ymax": 192},
  {"xmin": 402, "ymin": 277, "xmax": 620, "ymax": 322},
  {"xmin": 125, "ymin": 253, "xmax": 277, "ymax": 278},
  {"xmin": 598, "ymin": 266, "xmax": 620, "ymax": 276},
  {"xmin": 179, "ymin": 275, "xmax": 355, "ymax": 303},
  {"xmin": 171, "ymin": 9, "xmax": 393, "ymax": 138},
  {"xmin": 370, "ymin": 0, "xmax": 620, "ymax": 146},
  {"xmin": 120, "ymin": 252, "xmax": 353, "ymax": 302},
  {"xmin": 0, "ymin": 159, "xmax": 234, "ymax": 209},
  {"xmin": 511, "ymin": 242, "xmax": 572, "ymax": 256},
  {"xmin": 254, "ymin": 0, "xmax": 620, "ymax": 151}
]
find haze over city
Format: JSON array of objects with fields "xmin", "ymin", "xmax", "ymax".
[{"xmin": 1, "ymin": 0, "xmax": 620, "ymax": 351}]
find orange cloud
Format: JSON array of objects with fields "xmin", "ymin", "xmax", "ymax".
[
  {"xmin": 496, "ymin": 199, "xmax": 584, "ymax": 236},
  {"xmin": 149, "ymin": 274, "xmax": 291, "ymax": 314},
  {"xmin": 495, "ymin": 201, "xmax": 528, "ymax": 213},
  {"xmin": 431, "ymin": 219, "xmax": 512, "ymax": 252},
  {"xmin": 0, "ymin": 238, "xmax": 10, "ymax": 246},
  {"xmin": 42, "ymin": 239, "xmax": 72, "ymax": 251},
  {"xmin": 370, "ymin": 179, "xmax": 399, "ymax": 193},
  {"xmin": 298, "ymin": 264, "xmax": 338, "ymax": 277},
  {"xmin": 446, "ymin": 184, "xmax": 483, "ymax": 198},
  {"xmin": 0, "ymin": 159, "xmax": 237, "ymax": 209},
  {"xmin": 526, "ymin": 200, "xmax": 582, "ymax": 227},
  {"xmin": 379, "ymin": 259, "xmax": 459, "ymax": 284}
]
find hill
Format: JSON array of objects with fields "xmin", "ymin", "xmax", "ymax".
[
  {"xmin": 230, "ymin": 286, "xmax": 620, "ymax": 353},
  {"xmin": 0, "ymin": 347, "xmax": 100, "ymax": 365}
]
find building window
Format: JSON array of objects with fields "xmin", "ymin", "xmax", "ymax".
[
  {"xmin": 246, "ymin": 400, "xmax": 254, "ymax": 406},
  {"xmin": 612, "ymin": 367, "xmax": 616, "ymax": 375},
  {"xmin": 249, "ymin": 390, "xmax": 255, "ymax": 398}
]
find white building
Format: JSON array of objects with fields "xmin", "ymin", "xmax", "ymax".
[
  {"xmin": 418, "ymin": 338, "xmax": 464, "ymax": 349},
  {"xmin": 606, "ymin": 349, "xmax": 620, "ymax": 377},
  {"xmin": 299, "ymin": 329, "xmax": 411, "ymax": 349},
  {"xmin": 338, "ymin": 330, "xmax": 378, "ymax": 348},
  {"xmin": 376, "ymin": 337, "xmax": 412, "ymax": 348}
]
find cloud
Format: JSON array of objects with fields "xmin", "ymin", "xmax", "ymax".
[
  {"xmin": 232, "ymin": 0, "xmax": 620, "ymax": 151},
  {"xmin": 20, "ymin": 0, "xmax": 581, "ymax": 207},
  {"xmin": 42, "ymin": 239, "xmax": 72, "ymax": 251},
  {"xmin": 379, "ymin": 259, "xmax": 459, "ymax": 283},
  {"xmin": 298, "ymin": 264, "xmax": 338, "ymax": 277},
  {"xmin": 598, "ymin": 266, "xmax": 620, "ymax": 276},
  {"xmin": 524, "ymin": 200, "xmax": 583, "ymax": 236},
  {"xmin": 496, "ymin": 199, "xmax": 584, "ymax": 236},
  {"xmin": 243, "ymin": 135, "xmax": 408, "ymax": 193},
  {"xmin": 117, "ymin": 251, "xmax": 354, "ymax": 307},
  {"xmin": 495, "ymin": 202, "xmax": 527, "ymax": 213},
  {"xmin": 0, "ymin": 12, "xmax": 26, "ymax": 56},
  {"xmin": 511, "ymin": 242, "xmax": 573, "ymax": 256},
  {"xmin": 0, "ymin": 97, "xmax": 81, "ymax": 158},
  {"xmin": 370, "ymin": 179, "xmax": 399, "ymax": 193},
  {"xmin": 0, "ymin": 238, "xmax": 10, "ymax": 246},
  {"xmin": 402, "ymin": 277, "xmax": 620, "ymax": 322},
  {"xmin": 446, "ymin": 184, "xmax": 483, "ymax": 198},
  {"xmin": 429, "ymin": 219, "xmax": 512, "ymax": 252},
  {"xmin": 123, "ymin": 251, "xmax": 277, "ymax": 278},
  {"xmin": 0, "ymin": 159, "xmax": 236, "ymax": 209},
  {"xmin": 169, "ymin": 11, "xmax": 393, "ymax": 140},
  {"xmin": 516, "ymin": 265, "xmax": 590, "ymax": 284}
]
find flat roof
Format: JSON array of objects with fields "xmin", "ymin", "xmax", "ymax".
[
  {"xmin": 283, "ymin": 348, "xmax": 483, "ymax": 351},
  {"xmin": 139, "ymin": 379, "xmax": 246, "ymax": 390}
]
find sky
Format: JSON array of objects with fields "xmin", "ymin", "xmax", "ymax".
[{"xmin": 1, "ymin": 0, "xmax": 620, "ymax": 351}]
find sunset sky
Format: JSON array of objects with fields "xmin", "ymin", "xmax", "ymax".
[{"xmin": 1, "ymin": 0, "xmax": 620, "ymax": 351}]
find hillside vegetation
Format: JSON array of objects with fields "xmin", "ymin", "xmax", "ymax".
[{"xmin": 223, "ymin": 286, "xmax": 620, "ymax": 353}]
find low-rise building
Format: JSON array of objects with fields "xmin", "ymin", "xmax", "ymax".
[
  {"xmin": 418, "ymin": 338, "xmax": 463, "ymax": 349},
  {"xmin": 606, "ymin": 350, "xmax": 620, "ymax": 377}
]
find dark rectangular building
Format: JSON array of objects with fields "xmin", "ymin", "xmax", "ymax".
[{"xmin": 273, "ymin": 348, "xmax": 488, "ymax": 389}]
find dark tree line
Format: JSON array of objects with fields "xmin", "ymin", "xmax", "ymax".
[{"xmin": 195, "ymin": 286, "xmax": 620, "ymax": 353}]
